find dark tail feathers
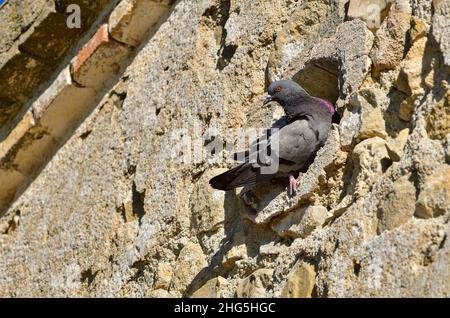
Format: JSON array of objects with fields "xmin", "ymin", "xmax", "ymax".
[{"xmin": 209, "ymin": 163, "xmax": 259, "ymax": 190}]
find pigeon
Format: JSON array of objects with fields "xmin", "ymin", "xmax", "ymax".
[{"xmin": 209, "ymin": 80, "xmax": 335, "ymax": 195}]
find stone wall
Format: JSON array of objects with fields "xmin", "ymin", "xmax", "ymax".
[{"xmin": 0, "ymin": 0, "xmax": 449, "ymax": 297}]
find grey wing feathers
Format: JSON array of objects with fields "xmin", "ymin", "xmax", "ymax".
[{"xmin": 210, "ymin": 118, "xmax": 319, "ymax": 190}]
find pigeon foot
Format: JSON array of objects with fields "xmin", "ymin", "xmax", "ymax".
[
  {"xmin": 240, "ymin": 190, "xmax": 257, "ymax": 208},
  {"xmin": 289, "ymin": 174, "xmax": 297, "ymax": 196}
]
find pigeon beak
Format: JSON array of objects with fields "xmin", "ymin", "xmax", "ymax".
[{"xmin": 263, "ymin": 95, "xmax": 273, "ymax": 105}]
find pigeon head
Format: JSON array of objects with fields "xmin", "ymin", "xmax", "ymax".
[
  {"xmin": 264, "ymin": 79, "xmax": 335, "ymax": 120},
  {"xmin": 263, "ymin": 80, "xmax": 309, "ymax": 107}
]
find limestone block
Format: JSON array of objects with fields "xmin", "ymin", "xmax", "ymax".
[
  {"xmin": 32, "ymin": 66, "xmax": 96, "ymax": 142},
  {"xmin": 272, "ymin": 205, "xmax": 328, "ymax": 239},
  {"xmin": 377, "ymin": 173, "xmax": 416, "ymax": 232},
  {"xmin": 170, "ymin": 242, "xmax": 207, "ymax": 296},
  {"xmin": 0, "ymin": 48, "xmax": 52, "ymax": 104},
  {"xmin": 154, "ymin": 263, "xmax": 173, "ymax": 290},
  {"xmin": 18, "ymin": 6, "xmax": 84, "ymax": 63},
  {"xmin": 71, "ymin": 24, "xmax": 131, "ymax": 91},
  {"xmin": 236, "ymin": 269, "xmax": 273, "ymax": 298},
  {"xmin": 385, "ymin": 128, "xmax": 409, "ymax": 161},
  {"xmin": 191, "ymin": 276, "xmax": 228, "ymax": 298},
  {"xmin": 109, "ymin": 0, "xmax": 172, "ymax": 46},
  {"xmin": 370, "ymin": 0, "xmax": 411, "ymax": 75},
  {"xmin": 189, "ymin": 168, "xmax": 227, "ymax": 234},
  {"xmin": 349, "ymin": 137, "xmax": 391, "ymax": 198},
  {"xmin": 281, "ymin": 262, "xmax": 316, "ymax": 298},
  {"xmin": 415, "ymin": 166, "xmax": 450, "ymax": 219}
]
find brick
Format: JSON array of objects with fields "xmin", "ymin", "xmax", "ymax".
[
  {"xmin": 0, "ymin": 47, "xmax": 52, "ymax": 104},
  {"xmin": 0, "ymin": 126, "xmax": 57, "ymax": 176},
  {"xmin": 0, "ymin": 168, "xmax": 28, "ymax": 213},
  {"xmin": 18, "ymin": 6, "xmax": 84, "ymax": 64},
  {"xmin": 0, "ymin": 108, "xmax": 57, "ymax": 177},
  {"xmin": 0, "ymin": 111, "xmax": 35, "ymax": 160},
  {"xmin": 0, "ymin": 0, "xmax": 114, "ymax": 130},
  {"xmin": 32, "ymin": 66, "xmax": 96, "ymax": 141},
  {"xmin": 71, "ymin": 24, "xmax": 131, "ymax": 91},
  {"xmin": 0, "ymin": 0, "xmax": 49, "ymax": 65},
  {"xmin": 0, "ymin": 47, "xmax": 52, "ymax": 130},
  {"xmin": 0, "ymin": 97, "xmax": 19, "ymax": 128},
  {"xmin": 109, "ymin": 0, "xmax": 171, "ymax": 46}
]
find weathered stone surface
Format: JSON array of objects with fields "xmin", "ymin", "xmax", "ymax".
[
  {"xmin": 432, "ymin": 0, "xmax": 450, "ymax": 67},
  {"xmin": 71, "ymin": 24, "xmax": 131, "ymax": 91},
  {"xmin": 347, "ymin": 0, "xmax": 391, "ymax": 29},
  {"xmin": 191, "ymin": 276, "xmax": 228, "ymax": 298},
  {"xmin": 236, "ymin": 269, "xmax": 273, "ymax": 298},
  {"xmin": 339, "ymin": 107, "xmax": 361, "ymax": 150},
  {"xmin": 0, "ymin": 0, "xmax": 114, "ymax": 129},
  {"xmin": 154, "ymin": 263, "xmax": 173, "ymax": 290},
  {"xmin": 0, "ymin": 48, "xmax": 52, "ymax": 104},
  {"xmin": 17, "ymin": 6, "xmax": 84, "ymax": 63},
  {"xmin": 109, "ymin": 0, "xmax": 172, "ymax": 46},
  {"xmin": 0, "ymin": 0, "xmax": 449, "ymax": 299},
  {"xmin": 348, "ymin": 137, "xmax": 391, "ymax": 198},
  {"xmin": 272, "ymin": 205, "xmax": 328, "ymax": 239},
  {"xmin": 0, "ymin": 0, "xmax": 48, "ymax": 64},
  {"xmin": 396, "ymin": 36, "xmax": 428, "ymax": 95},
  {"xmin": 415, "ymin": 166, "xmax": 450, "ymax": 219},
  {"xmin": 370, "ymin": 0, "xmax": 411, "ymax": 76},
  {"xmin": 281, "ymin": 262, "xmax": 316, "ymax": 298},
  {"xmin": 170, "ymin": 242, "xmax": 207, "ymax": 296},
  {"xmin": 223, "ymin": 244, "xmax": 247, "ymax": 270},
  {"xmin": 190, "ymin": 168, "xmax": 226, "ymax": 234},
  {"xmin": 386, "ymin": 128, "xmax": 409, "ymax": 161},
  {"xmin": 425, "ymin": 92, "xmax": 450, "ymax": 140},
  {"xmin": 284, "ymin": 20, "xmax": 374, "ymax": 106},
  {"xmin": 32, "ymin": 67, "xmax": 97, "ymax": 141},
  {"xmin": 399, "ymin": 95, "xmax": 419, "ymax": 121},
  {"xmin": 377, "ymin": 173, "xmax": 416, "ymax": 233},
  {"xmin": 146, "ymin": 288, "xmax": 172, "ymax": 298},
  {"xmin": 259, "ymin": 242, "xmax": 286, "ymax": 256},
  {"xmin": 346, "ymin": 88, "xmax": 388, "ymax": 142},
  {"xmin": 267, "ymin": 0, "xmax": 343, "ymax": 84},
  {"xmin": 359, "ymin": 107, "xmax": 387, "ymax": 141}
]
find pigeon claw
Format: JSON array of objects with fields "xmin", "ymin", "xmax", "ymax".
[
  {"xmin": 240, "ymin": 190, "xmax": 257, "ymax": 208},
  {"xmin": 289, "ymin": 174, "xmax": 296, "ymax": 196}
]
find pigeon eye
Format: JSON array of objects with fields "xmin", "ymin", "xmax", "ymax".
[{"xmin": 275, "ymin": 86, "xmax": 282, "ymax": 93}]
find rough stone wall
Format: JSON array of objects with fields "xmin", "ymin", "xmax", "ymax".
[{"xmin": 0, "ymin": 0, "xmax": 449, "ymax": 297}]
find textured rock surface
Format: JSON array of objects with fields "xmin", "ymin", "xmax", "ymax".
[
  {"xmin": 0, "ymin": 0, "xmax": 449, "ymax": 298},
  {"xmin": 281, "ymin": 262, "xmax": 316, "ymax": 298},
  {"xmin": 0, "ymin": 0, "xmax": 114, "ymax": 127}
]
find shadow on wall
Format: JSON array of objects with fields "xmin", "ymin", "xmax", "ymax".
[
  {"xmin": 185, "ymin": 190, "xmax": 280, "ymax": 297},
  {"xmin": 294, "ymin": 57, "xmax": 341, "ymax": 124},
  {"xmin": 185, "ymin": 56, "xmax": 342, "ymax": 297},
  {"xmin": 0, "ymin": 0, "xmax": 181, "ymax": 217}
]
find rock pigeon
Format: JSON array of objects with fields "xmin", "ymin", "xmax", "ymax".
[{"xmin": 209, "ymin": 80, "xmax": 335, "ymax": 195}]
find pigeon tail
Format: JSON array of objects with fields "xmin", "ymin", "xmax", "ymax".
[{"xmin": 209, "ymin": 163, "xmax": 265, "ymax": 190}]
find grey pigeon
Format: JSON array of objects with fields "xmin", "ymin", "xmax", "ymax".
[{"xmin": 209, "ymin": 80, "xmax": 335, "ymax": 195}]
